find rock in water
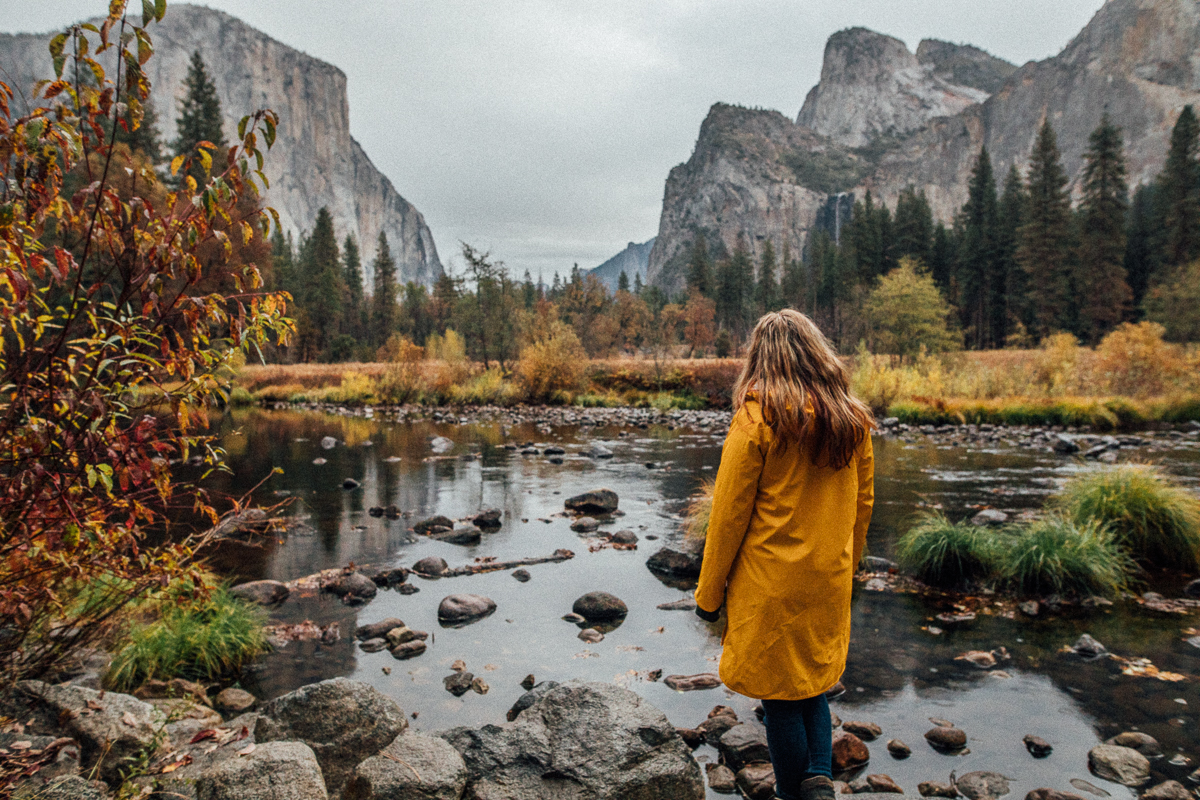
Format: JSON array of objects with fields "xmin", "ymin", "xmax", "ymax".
[
  {"xmin": 1073, "ymin": 634, "xmax": 1108, "ymax": 657},
  {"xmin": 664, "ymin": 674, "xmax": 722, "ymax": 691},
  {"xmin": 194, "ymin": 741, "xmax": 326, "ymax": 800},
  {"xmin": 440, "ymin": 681, "xmax": 704, "ymax": 799},
  {"xmin": 564, "ymin": 489, "xmax": 619, "ymax": 514},
  {"xmin": 832, "ymin": 731, "xmax": 869, "ymax": 771},
  {"xmin": 505, "ymin": 681, "xmax": 560, "ymax": 722},
  {"xmin": 255, "ymin": 677, "xmax": 408, "ymax": 796},
  {"xmin": 886, "ymin": 739, "xmax": 911, "ymax": 758},
  {"xmin": 956, "ymin": 771, "xmax": 1012, "ymax": 800},
  {"xmin": 1023, "ymin": 734, "xmax": 1053, "ymax": 757},
  {"xmin": 925, "ymin": 726, "xmax": 967, "ymax": 751},
  {"xmin": 214, "ymin": 688, "xmax": 257, "ymax": 715},
  {"xmin": 572, "ymin": 591, "xmax": 628, "ymax": 620},
  {"xmin": 438, "ymin": 595, "xmax": 497, "ymax": 626},
  {"xmin": 343, "ymin": 734, "xmax": 468, "ymax": 800},
  {"xmin": 718, "ymin": 722, "xmax": 770, "ymax": 770},
  {"xmin": 1139, "ymin": 781, "xmax": 1193, "ymax": 800},
  {"xmin": 390, "ymin": 640, "xmax": 427, "ymax": 660},
  {"xmin": 325, "ymin": 572, "xmax": 377, "ymax": 602},
  {"xmin": 430, "ymin": 436, "xmax": 454, "ymax": 454},
  {"xmin": 1105, "ymin": 731, "xmax": 1162, "ymax": 758},
  {"xmin": 611, "ymin": 529, "xmax": 639, "ymax": 545},
  {"xmin": 444, "ymin": 672, "xmax": 474, "ymax": 697},
  {"xmin": 646, "ymin": 547, "xmax": 703, "ymax": 577},
  {"xmin": 843, "ymin": 720, "xmax": 882, "ymax": 740},
  {"xmin": 430, "ymin": 526, "xmax": 482, "ymax": 545},
  {"xmin": 868, "ymin": 774, "xmax": 905, "ymax": 793},
  {"xmin": 321, "ymin": 436, "xmax": 338, "ymax": 449},
  {"xmin": 971, "ymin": 509, "xmax": 1009, "ymax": 525},
  {"xmin": 706, "ymin": 763, "xmax": 738, "ymax": 793},
  {"xmin": 570, "ymin": 516, "xmax": 600, "ymax": 533},
  {"xmin": 356, "ymin": 618, "xmax": 406, "ymax": 641},
  {"xmin": 414, "ymin": 515, "xmax": 455, "ymax": 535},
  {"xmin": 920, "ymin": 781, "xmax": 960, "ymax": 798},
  {"xmin": 511, "ymin": 568, "xmax": 531, "ymax": 582},
  {"xmin": 412, "ymin": 556, "xmax": 449, "ymax": 576},
  {"xmin": 230, "ymin": 580, "xmax": 290, "ymax": 606},
  {"xmin": 1088, "ymin": 744, "xmax": 1151, "ymax": 786},
  {"xmin": 1024, "ymin": 791, "xmax": 1089, "ymax": 800},
  {"xmin": 578, "ymin": 628, "xmax": 605, "ymax": 643},
  {"xmin": 472, "ymin": 508, "xmax": 502, "ymax": 528},
  {"xmin": 736, "ymin": 762, "xmax": 776, "ymax": 800}
]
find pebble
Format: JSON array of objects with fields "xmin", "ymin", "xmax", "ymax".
[
  {"xmin": 1023, "ymin": 734, "xmax": 1053, "ymax": 757},
  {"xmin": 919, "ymin": 781, "xmax": 959, "ymax": 798},
  {"xmin": 924, "ymin": 726, "xmax": 967, "ymax": 751},
  {"xmin": 842, "ymin": 721, "xmax": 881, "ymax": 741},
  {"xmin": 561, "ymin": 613, "xmax": 586, "ymax": 624},
  {"xmin": 663, "ymin": 674, "xmax": 721, "ymax": 691},
  {"xmin": 444, "ymin": 671, "xmax": 474, "ymax": 696},
  {"xmin": 320, "ymin": 436, "xmax": 337, "ymax": 449},
  {"xmin": 511, "ymin": 569, "xmax": 531, "ymax": 582},
  {"xmin": 886, "ymin": 739, "xmax": 911, "ymax": 758},
  {"xmin": 570, "ymin": 517, "xmax": 600, "ymax": 533},
  {"xmin": 866, "ymin": 774, "xmax": 904, "ymax": 794},
  {"xmin": 520, "ymin": 674, "xmax": 535, "ymax": 690},
  {"xmin": 390, "ymin": 640, "xmax": 426, "ymax": 660},
  {"xmin": 341, "ymin": 478, "xmax": 360, "ymax": 490},
  {"xmin": 358, "ymin": 638, "xmax": 389, "ymax": 653},
  {"xmin": 1073, "ymin": 633, "xmax": 1108, "ymax": 657},
  {"xmin": 578, "ymin": 628, "xmax": 605, "ymax": 643}
]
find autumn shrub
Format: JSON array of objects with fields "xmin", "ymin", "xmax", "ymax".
[
  {"xmin": 449, "ymin": 367, "xmax": 519, "ymax": 406},
  {"xmin": 1032, "ymin": 333, "xmax": 1084, "ymax": 395},
  {"xmin": 1092, "ymin": 322, "xmax": 1189, "ymax": 398},
  {"xmin": 0, "ymin": 5, "xmax": 291, "ymax": 683},
  {"xmin": 994, "ymin": 515, "xmax": 1133, "ymax": 597},
  {"xmin": 105, "ymin": 584, "xmax": 268, "ymax": 692},
  {"xmin": 896, "ymin": 513, "xmax": 999, "ymax": 587},
  {"xmin": 1055, "ymin": 464, "xmax": 1200, "ymax": 569},
  {"xmin": 325, "ymin": 373, "xmax": 378, "ymax": 405},
  {"xmin": 517, "ymin": 322, "xmax": 588, "ymax": 402},
  {"xmin": 227, "ymin": 387, "xmax": 256, "ymax": 407},
  {"xmin": 425, "ymin": 330, "xmax": 471, "ymax": 399},
  {"xmin": 683, "ymin": 479, "xmax": 716, "ymax": 548}
]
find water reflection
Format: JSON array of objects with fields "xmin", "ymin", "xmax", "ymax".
[{"xmin": 205, "ymin": 410, "xmax": 1200, "ymax": 796}]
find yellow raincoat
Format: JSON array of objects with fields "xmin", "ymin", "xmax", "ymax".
[{"xmin": 695, "ymin": 398, "xmax": 874, "ymax": 701}]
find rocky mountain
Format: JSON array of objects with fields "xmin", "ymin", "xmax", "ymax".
[
  {"xmin": 0, "ymin": 5, "xmax": 441, "ymax": 286},
  {"xmin": 587, "ymin": 238, "xmax": 655, "ymax": 292},
  {"xmin": 648, "ymin": 0, "xmax": 1197, "ymax": 293}
]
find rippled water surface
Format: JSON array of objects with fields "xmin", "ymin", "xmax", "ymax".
[{"xmin": 204, "ymin": 409, "xmax": 1200, "ymax": 796}]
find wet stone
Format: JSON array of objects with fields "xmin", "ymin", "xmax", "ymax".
[
  {"xmin": 735, "ymin": 762, "xmax": 776, "ymax": 800},
  {"xmin": 414, "ymin": 515, "xmax": 455, "ymax": 535},
  {"xmin": 663, "ymin": 674, "xmax": 721, "ymax": 691},
  {"xmin": 570, "ymin": 516, "xmax": 600, "ymax": 533},
  {"xmin": 342, "ymin": 478, "xmax": 360, "ymax": 490},
  {"xmin": 1088, "ymin": 744, "xmax": 1151, "ymax": 787},
  {"xmin": 925, "ymin": 726, "xmax": 967, "ymax": 751},
  {"xmin": 677, "ymin": 728, "xmax": 705, "ymax": 749},
  {"xmin": 971, "ymin": 509, "xmax": 1009, "ymax": 525},
  {"xmin": 886, "ymin": 739, "xmax": 911, "ymax": 758},
  {"xmin": 832, "ymin": 731, "xmax": 870, "ymax": 772},
  {"xmin": 1018, "ymin": 600, "xmax": 1040, "ymax": 617},
  {"xmin": 1073, "ymin": 633, "xmax": 1108, "ymax": 657},
  {"xmin": 578, "ymin": 628, "xmax": 604, "ymax": 643},
  {"xmin": 444, "ymin": 672, "xmax": 474, "ymax": 697},
  {"xmin": 706, "ymin": 763, "xmax": 737, "ymax": 793},
  {"xmin": 472, "ymin": 508, "xmax": 502, "ymax": 528},
  {"xmin": 1106, "ymin": 731, "xmax": 1162, "ymax": 758},
  {"xmin": 843, "ymin": 721, "xmax": 882, "ymax": 741},
  {"xmin": 956, "ymin": 771, "xmax": 1011, "ymax": 800},
  {"xmin": 230, "ymin": 580, "xmax": 290, "ymax": 606},
  {"xmin": 430, "ymin": 526, "xmax": 482, "ymax": 545},
  {"xmin": 1024, "ymin": 791, "xmax": 1088, "ymax": 800},
  {"xmin": 572, "ymin": 591, "xmax": 628, "ymax": 621},
  {"xmin": 213, "ymin": 688, "xmax": 257, "ymax": 715},
  {"xmin": 610, "ymin": 529, "xmax": 639, "ymax": 545},
  {"xmin": 1023, "ymin": 734, "xmax": 1053, "ymax": 757},
  {"xmin": 438, "ymin": 594, "xmax": 497, "ymax": 626},
  {"xmin": 867, "ymin": 774, "xmax": 904, "ymax": 793},
  {"xmin": 520, "ymin": 674, "xmax": 536, "ymax": 690},
  {"xmin": 511, "ymin": 569, "xmax": 531, "ymax": 582},
  {"xmin": 1141, "ymin": 781, "xmax": 1192, "ymax": 800},
  {"xmin": 920, "ymin": 781, "xmax": 960, "ymax": 798},
  {"xmin": 717, "ymin": 722, "xmax": 770, "ymax": 771},
  {"xmin": 359, "ymin": 638, "xmax": 388, "ymax": 653},
  {"xmin": 356, "ymin": 618, "xmax": 406, "ymax": 641},
  {"xmin": 413, "ymin": 556, "xmax": 449, "ymax": 576},
  {"xmin": 564, "ymin": 488, "xmax": 619, "ymax": 514},
  {"xmin": 646, "ymin": 547, "xmax": 702, "ymax": 577}
]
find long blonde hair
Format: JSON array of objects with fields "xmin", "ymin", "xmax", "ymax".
[{"xmin": 733, "ymin": 309, "xmax": 874, "ymax": 470}]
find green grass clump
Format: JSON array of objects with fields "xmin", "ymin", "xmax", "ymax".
[
  {"xmin": 447, "ymin": 368, "xmax": 519, "ymax": 406},
  {"xmin": 995, "ymin": 515, "xmax": 1134, "ymax": 597},
  {"xmin": 227, "ymin": 386, "xmax": 256, "ymax": 407},
  {"xmin": 1055, "ymin": 464, "xmax": 1200, "ymax": 570},
  {"xmin": 683, "ymin": 479, "xmax": 716, "ymax": 547},
  {"xmin": 105, "ymin": 585, "xmax": 268, "ymax": 692},
  {"xmin": 896, "ymin": 512, "xmax": 998, "ymax": 587}
]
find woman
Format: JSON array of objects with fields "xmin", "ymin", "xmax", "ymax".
[{"xmin": 695, "ymin": 309, "xmax": 874, "ymax": 800}]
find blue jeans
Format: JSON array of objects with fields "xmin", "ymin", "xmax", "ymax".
[{"xmin": 761, "ymin": 694, "xmax": 833, "ymax": 799}]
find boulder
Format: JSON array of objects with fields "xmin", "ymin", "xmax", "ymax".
[
  {"xmin": 324, "ymin": 572, "xmax": 377, "ymax": 602},
  {"xmin": 356, "ymin": 619, "xmax": 407, "ymax": 641},
  {"xmin": 832, "ymin": 731, "xmax": 870, "ymax": 771},
  {"xmin": 1088, "ymin": 744, "xmax": 1151, "ymax": 786},
  {"xmin": 925, "ymin": 726, "xmax": 967, "ymax": 750},
  {"xmin": 735, "ymin": 762, "xmax": 776, "ymax": 799},
  {"xmin": 698, "ymin": 712, "xmax": 740, "ymax": 747},
  {"xmin": 706, "ymin": 763, "xmax": 738, "ymax": 793},
  {"xmin": 230, "ymin": 580, "xmax": 290, "ymax": 606},
  {"xmin": 412, "ymin": 556, "xmax": 449, "ymax": 576},
  {"xmin": 437, "ymin": 594, "xmax": 497, "ymax": 626},
  {"xmin": 14, "ymin": 681, "xmax": 161, "ymax": 785},
  {"xmin": 1140, "ymin": 781, "xmax": 1192, "ymax": 800},
  {"xmin": 564, "ymin": 489, "xmax": 619, "ymax": 514},
  {"xmin": 646, "ymin": 547, "xmax": 702, "ymax": 577},
  {"xmin": 611, "ymin": 530, "xmax": 639, "ymax": 545},
  {"xmin": 472, "ymin": 508, "xmax": 502, "ymax": 528},
  {"xmin": 1073, "ymin": 634, "xmax": 1108, "ymax": 657},
  {"xmin": 971, "ymin": 509, "xmax": 1009, "ymax": 525},
  {"xmin": 843, "ymin": 721, "xmax": 882, "ymax": 740},
  {"xmin": 255, "ymin": 678, "xmax": 407, "ymax": 795},
  {"xmin": 214, "ymin": 688, "xmax": 257, "ymax": 715},
  {"xmin": 506, "ymin": 681, "xmax": 560, "ymax": 722},
  {"xmin": 414, "ymin": 515, "xmax": 455, "ymax": 535},
  {"xmin": 1106, "ymin": 731, "xmax": 1162, "ymax": 758},
  {"xmin": 718, "ymin": 722, "xmax": 770, "ymax": 770},
  {"xmin": 441, "ymin": 681, "xmax": 703, "ymax": 799},
  {"xmin": 195, "ymin": 740, "xmax": 327, "ymax": 800},
  {"xmin": 370, "ymin": 568, "xmax": 408, "ymax": 586},
  {"xmin": 886, "ymin": 739, "xmax": 911, "ymax": 758},
  {"xmin": 572, "ymin": 591, "xmax": 628, "ymax": 621},
  {"xmin": 33, "ymin": 776, "xmax": 108, "ymax": 800},
  {"xmin": 955, "ymin": 771, "xmax": 1011, "ymax": 800},
  {"xmin": 343, "ymin": 733, "xmax": 467, "ymax": 800},
  {"xmin": 430, "ymin": 526, "xmax": 482, "ymax": 545}
]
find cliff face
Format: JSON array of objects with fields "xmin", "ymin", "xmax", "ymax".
[
  {"xmin": 0, "ymin": 5, "xmax": 440, "ymax": 286},
  {"xmin": 650, "ymin": 0, "xmax": 1200, "ymax": 289},
  {"xmin": 587, "ymin": 238, "xmax": 656, "ymax": 293}
]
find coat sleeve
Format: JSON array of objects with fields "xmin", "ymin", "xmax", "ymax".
[
  {"xmin": 694, "ymin": 415, "xmax": 765, "ymax": 613},
  {"xmin": 852, "ymin": 432, "xmax": 875, "ymax": 569}
]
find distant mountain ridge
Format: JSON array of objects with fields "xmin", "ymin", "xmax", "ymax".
[
  {"xmin": 0, "ymin": 4, "xmax": 441, "ymax": 287},
  {"xmin": 648, "ymin": 0, "xmax": 1198, "ymax": 293},
  {"xmin": 587, "ymin": 238, "xmax": 655, "ymax": 292}
]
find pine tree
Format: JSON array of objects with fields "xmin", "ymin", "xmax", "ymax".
[
  {"xmin": 172, "ymin": 51, "xmax": 227, "ymax": 186},
  {"xmin": 717, "ymin": 241, "xmax": 753, "ymax": 335},
  {"xmin": 342, "ymin": 235, "xmax": 366, "ymax": 341},
  {"xmin": 957, "ymin": 148, "xmax": 1000, "ymax": 348},
  {"xmin": 685, "ymin": 234, "xmax": 714, "ymax": 298},
  {"xmin": 618, "ymin": 271, "xmax": 630, "ymax": 293},
  {"xmin": 370, "ymin": 232, "xmax": 398, "ymax": 347},
  {"xmin": 1157, "ymin": 105, "xmax": 1200, "ymax": 269},
  {"xmin": 996, "ymin": 165, "xmax": 1026, "ymax": 341},
  {"xmin": 1076, "ymin": 114, "xmax": 1131, "ymax": 342},
  {"xmin": 929, "ymin": 222, "xmax": 956, "ymax": 295},
  {"xmin": 756, "ymin": 241, "xmax": 782, "ymax": 313},
  {"xmin": 781, "ymin": 240, "xmax": 806, "ymax": 310},
  {"xmin": 893, "ymin": 186, "xmax": 934, "ymax": 267},
  {"xmin": 522, "ymin": 270, "xmax": 537, "ymax": 309},
  {"xmin": 112, "ymin": 96, "xmax": 162, "ymax": 163},
  {"xmin": 1017, "ymin": 121, "xmax": 1074, "ymax": 340},
  {"xmin": 300, "ymin": 208, "xmax": 344, "ymax": 360},
  {"xmin": 1124, "ymin": 184, "xmax": 1157, "ymax": 311},
  {"xmin": 634, "ymin": 272, "xmax": 644, "ymax": 295},
  {"xmin": 270, "ymin": 228, "xmax": 294, "ymax": 296}
]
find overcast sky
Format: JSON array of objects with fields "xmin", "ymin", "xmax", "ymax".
[{"xmin": 3, "ymin": 1, "xmax": 1106, "ymax": 277}]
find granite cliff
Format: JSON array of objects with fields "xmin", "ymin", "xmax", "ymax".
[
  {"xmin": 648, "ymin": 0, "xmax": 1197, "ymax": 293},
  {"xmin": 587, "ymin": 238, "xmax": 656, "ymax": 292},
  {"xmin": 0, "ymin": 5, "xmax": 441, "ymax": 286}
]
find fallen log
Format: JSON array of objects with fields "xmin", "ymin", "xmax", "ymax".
[{"xmin": 413, "ymin": 549, "xmax": 575, "ymax": 579}]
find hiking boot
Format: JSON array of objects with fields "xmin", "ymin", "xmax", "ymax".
[{"xmin": 797, "ymin": 775, "xmax": 836, "ymax": 800}]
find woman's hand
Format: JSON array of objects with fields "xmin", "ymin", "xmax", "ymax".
[{"xmin": 695, "ymin": 604, "xmax": 721, "ymax": 623}]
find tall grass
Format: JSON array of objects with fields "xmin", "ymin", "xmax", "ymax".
[
  {"xmin": 995, "ymin": 515, "xmax": 1133, "ymax": 597},
  {"xmin": 896, "ymin": 512, "xmax": 998, "ymax": 587},
  {"xmin": 683, "ymin": 479, "xmax": 716, "ymax": 548},
  {"xmin": 1055, "ymin": 464, "xmax": 1200, "ymax": 570},
  {"xmin": 105, "ymin": 585, "xmax": 268, "ymax": 692}
]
